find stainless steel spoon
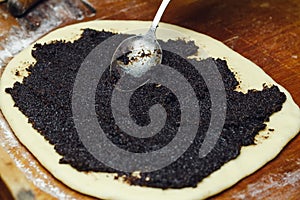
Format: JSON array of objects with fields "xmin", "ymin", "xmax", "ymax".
[{"xmin": 111, "ymin": 0, "xmax": 171, "ymax": 78}]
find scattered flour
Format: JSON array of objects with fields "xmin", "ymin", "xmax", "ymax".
[
  {"xmin": 232, "ymin": 169, "xmax": 300, "ymax": 199},
  {"xmin": 0, "ymin": 0, "xmax": 95, "ymax": 68},
  {"xmin": 1, "ymin": 117, "xmax": 76, "ymax": 199}
]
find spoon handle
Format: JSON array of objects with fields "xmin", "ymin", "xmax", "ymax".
[{"xmin": 150, "ymin": 0, "xmax": 171, "ymax": 32}]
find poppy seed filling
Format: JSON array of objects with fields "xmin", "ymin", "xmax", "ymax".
[{"xmin": 6, "ymin": 29, "xmax": 286, "ymax": 189}]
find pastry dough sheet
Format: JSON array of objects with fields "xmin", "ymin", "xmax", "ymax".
[{"xmin": 0, "ymin": 20, "xmax": 299, "ymax": 200}]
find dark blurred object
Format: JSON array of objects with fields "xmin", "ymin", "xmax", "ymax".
[
  {"xmin": 7, "ymin": 0, "xmax": 43, "ymax": 17},
  {"xmin": 81, "ymin": 0, "xmax": 96, "ymax": 14},
  {"xmin": 7, "ymin": 0, "xmax": 44, "ymax": 17},
  {"xmin": 6, "ymin": 0, "xmax": 95, "ymax": 17}
]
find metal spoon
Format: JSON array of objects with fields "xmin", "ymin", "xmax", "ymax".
[{"xmin": 111, "ymin": 0, "xmax": 171, "ymax": 78}]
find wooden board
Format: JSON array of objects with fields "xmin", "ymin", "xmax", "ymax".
[{"xmin": 0, "ymin": 0, "xmax": 299, "ymax": 199}]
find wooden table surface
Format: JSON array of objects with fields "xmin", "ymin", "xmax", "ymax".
[{"xmin": 0, "ymin": 0, "xmax": 299, "ymax": 199}]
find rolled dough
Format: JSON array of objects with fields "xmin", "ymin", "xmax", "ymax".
[{"xmin": 0, "ymin": 20, "xmax": 299, "ymax": 200}]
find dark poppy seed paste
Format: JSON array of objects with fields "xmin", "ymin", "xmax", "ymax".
[{"xmin": 5, "ymin": 29, "xmax": 286, "ymax": 189}]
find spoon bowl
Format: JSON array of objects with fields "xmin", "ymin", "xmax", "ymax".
[{"xmin": 111, "ymin": 31, "xmax": 162, "ymax": 78}]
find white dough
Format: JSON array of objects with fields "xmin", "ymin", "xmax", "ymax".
[{"xmin": 0, "ymin": 20, "xmax": 299, "ymax": 200}]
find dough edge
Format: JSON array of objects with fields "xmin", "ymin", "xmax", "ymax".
[{"xmin": 0, "ymin": 20, "xmax": 299, "ymax": 200}]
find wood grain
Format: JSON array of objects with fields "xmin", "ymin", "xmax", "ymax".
[{"xmin": 0, "ymin": 0, "xmax": 299, "ymax": 199}]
